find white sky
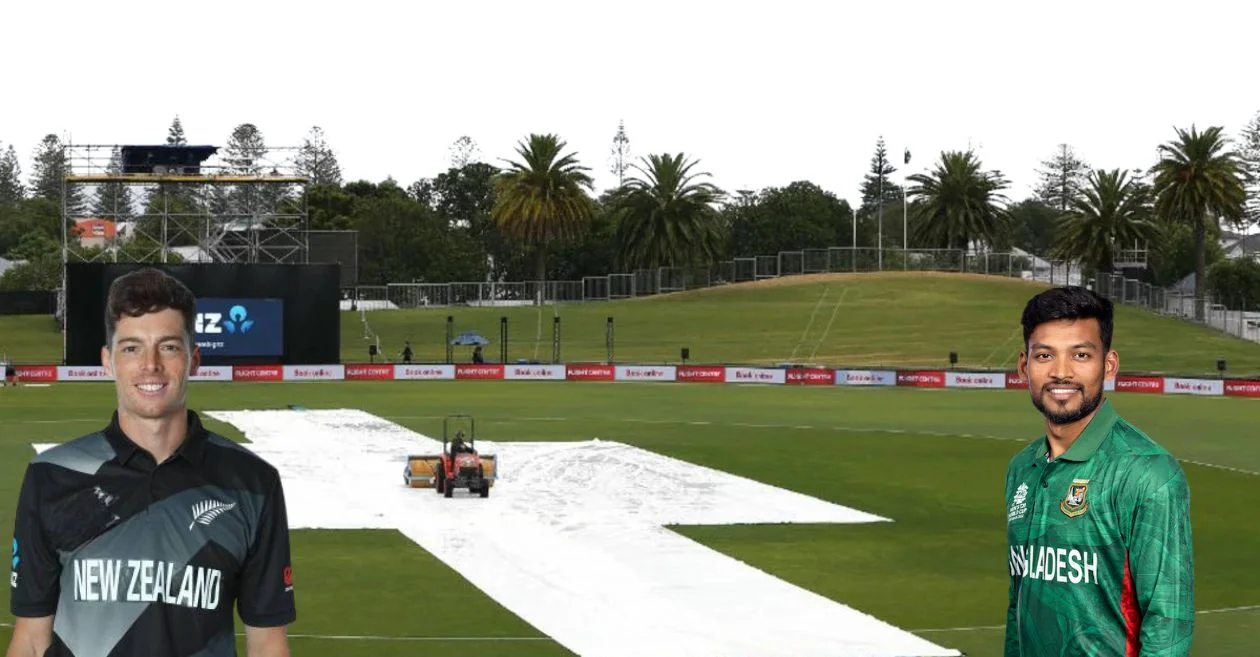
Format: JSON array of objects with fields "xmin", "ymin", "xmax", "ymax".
[{"xmin": 3, "ymin": 0, "xmax": 1259, "ymax": 216}]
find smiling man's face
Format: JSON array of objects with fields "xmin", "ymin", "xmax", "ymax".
[
  {"xmin": 1019, "ymin": 317, "xmax": 1118, "ymax": 426},
  {"xmin": 101, "ymin": 308, "xmax": 199, "ymax": 422}
]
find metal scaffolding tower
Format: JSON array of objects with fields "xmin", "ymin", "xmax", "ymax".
[{"xmin": 60, "ymin": 142, "xmax": 311, "ymax": 267}]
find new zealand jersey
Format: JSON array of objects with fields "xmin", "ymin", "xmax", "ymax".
[
  {"xmin": 1004, "ymin": 398, "xmax": 1194, "ymax": 657},
  {"xmin": 9, "ymin": 410, "xmax": 296, "ymax": 657}
]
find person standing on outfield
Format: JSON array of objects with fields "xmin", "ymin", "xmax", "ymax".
[
  {"xmin": 1004, "ymin": 286, "xmax": 1194, "ymax": 657},
  {"xmin": 7, "ymin": 268, "xmax": 296, "ymax": 657}
]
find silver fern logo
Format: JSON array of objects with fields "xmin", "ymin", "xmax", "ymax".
[{"xmin": 189, "ymin": 500, "xmax": 237, "ymax": 531}]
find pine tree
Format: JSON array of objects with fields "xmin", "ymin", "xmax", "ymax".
[
  {"xmin": 609, "ymin": 120, "xmax": 631, "ymax": 187},
  {"xmin": 860, "ymin": 136, "xmax": 902, "ymax": 211},
  {"xmin": 30, "ymin": 134, "xmax": 86, "ymax": 213},
  {"xmin": 448, "ymin": 135, "xmax": 479, "ymax": 170},
  {"xmin": 167, "ymin": 115, "xmax": 187, "ymax": 145},
  {"xmin": 146, "ymin": 115, "xmax": 198, "ymax": 227},
  {"xmin": 223, "ymin": 123, "xmax": 267, "ymax": 218},
  {"xmin": 93, "ymin": 147, "xmax": 134, "ymax": 222},
  {"xmin": 223, "ymin": 123, "xmax": 290, "ymax": 220},
  {"xmin": 857, "ymin": 137, "xmax": 903, "ymax": 252},
  {"xmin": 0, "ymin": 144, "xmax": 24, "ymax": 205},
  {"xmin": 1034, "ymin": 144, "xmax": 1090, "ymax": 213},
  {"xmin": 1237, "ymin": 111, "xmax": 1260, "ymax": 227},
  {"xmin": 295, "ymin": 126, "xmax": 343, "ymax": 185},
  {"xmin": 224, "ymin": 123, "xmax": 266, "ymax": 175}
]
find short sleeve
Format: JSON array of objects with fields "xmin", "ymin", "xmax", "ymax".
[
  {"xmin": 10, "ymin": 464, "xmax": 62, "ymax": 617},
  {"xmin": 236, "ymin": 472, "xmax": 296, "ymax": 627}
]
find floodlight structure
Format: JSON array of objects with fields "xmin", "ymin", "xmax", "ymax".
[{"xmin": 60, "ymin": 142, "xmax": 311, "ymax": 268}]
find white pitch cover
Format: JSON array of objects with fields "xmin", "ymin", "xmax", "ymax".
[{"xmin": 196, "ymin": 409, "xmax": 963, "ymax": 657}]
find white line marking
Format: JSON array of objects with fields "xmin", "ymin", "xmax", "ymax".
[
  {"xmin": 1197, "ymin": 604, "xmax": 1260, "ymax": 615},
  {"xmin": 1179, "ymin": 460, "xmax": 1260, "ymax": 477},
  {"xmin": 809, "ymin": 286, "xmax": 852, "ymax": 361},
  {"xmin": 16, "ymin": 418, "xmax": 100, "ymax": 424},
  {"xmin": 911, "ymin": 623, "xmax": 1005, "ymax": 633},
  {"xmin": 788, "ymin": 284, "xmax": 833, "ymax": 362},
  {"xmin": 910, "ymin": 604, "xmax": 1260, "ymax": 633},
  {"xmin": 286, "ymin": 634, "xmax": 549, "ymax": 642}
]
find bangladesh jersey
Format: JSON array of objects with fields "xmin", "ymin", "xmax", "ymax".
[{"xmin": 1004, "ymin": 398, "xmax": 1194, "ymax": 657}]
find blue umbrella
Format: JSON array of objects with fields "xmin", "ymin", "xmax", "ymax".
[{"xmin": 450, "ymin": 331, "xmax": 491, "ymax": 346}]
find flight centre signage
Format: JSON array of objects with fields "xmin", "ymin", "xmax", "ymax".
[{"xmin": 193, "ymin": 298, "xmax": 285, "ymax": 357}]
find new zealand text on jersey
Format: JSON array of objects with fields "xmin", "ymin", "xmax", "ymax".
[
  {"xmin": 73, "ymin": 559, "xmax": 222, "ymax": 611},
  {"xmin": 1009, "ymin": 545, "xmax": 1100, "ymax": 585}
]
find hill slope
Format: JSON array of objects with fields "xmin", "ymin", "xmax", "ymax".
[{"xmin": 349, "ymin": 272, "xmax": 1260, "ymax": 375}]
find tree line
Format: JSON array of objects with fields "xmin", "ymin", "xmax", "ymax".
[{"xmin": 2, "ymin": 115, "xmax": 1259, "ymax": 316}]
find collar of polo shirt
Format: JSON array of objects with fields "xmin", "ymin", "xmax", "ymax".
[
  {"xmin": 103, "ymin": 409, "xmax": 211, "ymax": 467},
  {"xmin": 1038, "ymin": 397, "xmax": 1119, "ymax": 464}
]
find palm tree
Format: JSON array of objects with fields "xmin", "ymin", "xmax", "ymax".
[
  {"xmin": 906, "ymin": 150, "xmax": 1011, "ymax": 252},
  {"xmin": 1049, "ymin": 168, "xmax": 1160, "ymax": 274},
  {"xmin": 609, "ymin": 153, "xmax": 726, "ymax": 270},
  {"xmin": 490, "ymin": 134, "xmax": 598, "ymax": 284},
  {"xmin": 1151, "ymin": 125, "xmax": 1247, "ymax": 320}
]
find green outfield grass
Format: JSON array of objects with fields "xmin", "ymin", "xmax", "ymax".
[
  {"xmin": 2, "ymin": 381, "xmax": 1257, "ymax": 657},
  {"xmin": 4, "ymin": 272, "xmax": 1260, "ymax": 376}
]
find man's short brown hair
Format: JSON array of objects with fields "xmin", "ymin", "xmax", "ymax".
[{"xmin": 104, "ymin": 267, "xmax": 198, "ymax": 348}]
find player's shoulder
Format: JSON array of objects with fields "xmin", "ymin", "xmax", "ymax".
[
  {"xmin": 1106, "ymin": 416, "xmax": 1179, "ymax": 464},
  {"xmin": 1103, "ymin": 415, "xmax": 1186, "ymax": 492},
  {"xmin": 201, "ymin": 433, "xmax": 286, "ymax": 503},
  {"xmin": 29, "ymin": 426, "xmax": 116, "ymax": 475},
  {"xmin": 204, "ymin": 431, "xmax": 280, "ymax": 477}
]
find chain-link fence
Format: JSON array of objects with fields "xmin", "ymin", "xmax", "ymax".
[
  {"xmin": 347, "ymin": 247, "xmax": 1088, "ymax": 311},
  {"xmin": 1094, "ymin": 272, "xmax": 1259, "ymax": 344}
]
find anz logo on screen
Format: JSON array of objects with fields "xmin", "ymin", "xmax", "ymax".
[{"xmin": 196, "ymin": 305, "xmax": 256, "ymax": 335}]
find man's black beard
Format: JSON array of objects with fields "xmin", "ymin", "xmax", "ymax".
[{"xmin": 1031, "ymin": 384, "xmax": 1104, "ymax": 425}]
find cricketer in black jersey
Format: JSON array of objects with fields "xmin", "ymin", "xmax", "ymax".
[
  {"xmin": 9, "ymin": 409, "xmax": 296, "ymax": 657},
  {"xmin": 7, "ymin": 267, "xmax": 295, "ymax": 657}
]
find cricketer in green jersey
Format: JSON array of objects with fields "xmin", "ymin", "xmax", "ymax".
[{"xmin": 1005, "ymin": 286, "xmax": 1194, "ymax": 657}]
